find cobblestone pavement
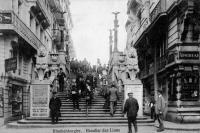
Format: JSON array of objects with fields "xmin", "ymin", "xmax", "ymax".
[{"xmin": 1, "ymin": 125, "xmax": 200, "ymax": 133}]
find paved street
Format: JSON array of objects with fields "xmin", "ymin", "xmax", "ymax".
[{"xmin": 1, "ymin": 125, "xmax": 200, "ymax": 133}]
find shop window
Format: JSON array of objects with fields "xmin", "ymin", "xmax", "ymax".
[
  {"xmin": 168, "ymin": 72, "xmax": 199, "ymax": 101},
  {"xmin": 181, "ymin": 72, "xmax": 199, "ymax": 101},
  {"xmin": 11, "ymin": 85, "xmax": 23, "ymax": 116},
  {"xmin": 168, "ymin": 74, "xmax": 177, "ymax": 101}
]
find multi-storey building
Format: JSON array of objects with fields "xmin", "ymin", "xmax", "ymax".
[
  {"xmin": 0, "ymin": 0, "xmax": 72, "ymax": 125},
  {"xmin": 126, "ymin": 0, "xmax": 200, "ymax": 123}
]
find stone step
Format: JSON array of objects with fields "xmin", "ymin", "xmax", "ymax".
[
  {"xmin": 168, "ymin": 107, "xmax": 200, "ymax": 113},
  {"xmin": 7, "ymin": 122, "xmax": 154, "ymax": 128},
  {"xmin": 60, "ymin": 114, "xmax": 124, "ymax": 117},
  {"xmin": 60, "ymin": 108, "xmax": 122, "ymax": 112},
  {"xmin": 60, "ymin": 103, "xmax": 122, "ymax": 106},
  {"xmin": 59, "ymin": 98, "xmax": 123, "ymax": 101},
  {"xmin": 60, "ymin": 106, "xmax": 122, "ymax": 109},
  {"xmin": 26, "ymin": 116, "xmax": 148, "ymax": 120},
  {"xmin": 60, "ymin": 111, "xmax": 122, "ymax": 114},
  {"xmin": 17, "ymin": 119, "xmax": 154, "ymax": 124},
  {"xmin": 60, "ymin": 100, "xmax": 123, "ymax": 103},
  {"xmin": 59, "ymin": 96, "xmax": 123, "ymax": 99},
  {"xmin": 177, "ymin": 113, "xmax": 200, "ymax": 116}
]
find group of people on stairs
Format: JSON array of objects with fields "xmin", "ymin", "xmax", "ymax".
[
  {"xmin": 49, "ymin": 71, "xmax": 96, "ymax": 124},
  {"xmin": 49, "ymin": 70, "xmax": 166, "ymax": 133}
]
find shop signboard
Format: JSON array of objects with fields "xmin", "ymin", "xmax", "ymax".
[
  {"xmin": 5, "ymin": 57, "xmax": 17, "ymax": 72},
  {"xmin": 179, "ymin": 51, "xmax": 199, "ymax": 60},
  {"xmin": 0, "ymin": 12, "xmax": 12, "ymax": 24},
  {"xmin": 30, "ymin": 84, "xmax": 50, "ymax": 117}
]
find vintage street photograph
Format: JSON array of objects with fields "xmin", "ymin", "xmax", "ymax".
[{"xmin": 0, "ymin": 0, "xmax": 200, "ymax": 133}]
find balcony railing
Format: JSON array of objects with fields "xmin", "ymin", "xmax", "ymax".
[
  {"xmin": 0, "ymin": 10, "xmax": 45, "ymax": 49},
  {"xmin": 150, "ymin": 1, "xmax": 162, "ymax": 22},
  {"xmin": 36, "ymin": 0, "xmax": 51, "ymax": 25},
  {"xmin": 11, "ymin": 11, "xmax": 45, "ymax": 49}
]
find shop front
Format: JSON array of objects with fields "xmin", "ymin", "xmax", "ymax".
[
  {"xmin": 10, "ymin": 85, "xmax": 23, "ymax": 118},
  {"xmin": 167, "ymin": 65, "xmax": 199, "ymax": 103},
  {"xmin": 3, "ymin": 76, "xmax": 29, "ymax": 123},
  {"xmin": 166, "ymin": 65, "xmax": 200, "ymax": 123}
]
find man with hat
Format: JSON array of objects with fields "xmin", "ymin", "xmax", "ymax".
[
  {"xmin": 155, "ymin": 89, "xmax": 166, "ymax": 132},
  {"xmin": 49, "ymin": 92, "xmax": 62, "ymax": 124},
  {"xmin": 108, "ymin": 83, "xmax": 119, "ymax": 116},
  {"xmin": 57, "ymin": 68, "xmax": 66, "ymax": 92},
  {"xmin": 123, "ymin": 92, "xmax": 139, "ymax": 133}
]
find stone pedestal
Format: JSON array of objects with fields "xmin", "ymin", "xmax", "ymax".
[
  {"xmin": 123, "ymin": 79, "xmax": 143, "ymax": 116},
  {"xmin": 30, "ymin": 80, "xmax": 50, "ymax": 117}
]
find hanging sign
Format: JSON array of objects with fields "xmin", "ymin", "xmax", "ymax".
[
  {"xmin": 0, "ymin": 12, "xmax": 12, "ymax": 24},
  {"xmin": 5, "ymin": 57, "xmax": 17, "ymax": 72}
]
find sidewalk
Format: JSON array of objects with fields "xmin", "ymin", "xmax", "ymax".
[
  {"xmin": 1, "ymin": 120, "xmax": 200, "ymax": 133},
  {"xmin": 155, "ymin": 120, "xmax": 200, "ymax": 132}
]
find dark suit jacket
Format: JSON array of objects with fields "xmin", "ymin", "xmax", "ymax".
[
  {"xmin": 123, "ymin": 97, "xmax": 139, "ymax": 118},
  {"xmin": 49, "ymin": 97, "xmax": 62, "ymax": 113}
]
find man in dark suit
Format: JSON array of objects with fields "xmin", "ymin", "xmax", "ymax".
[
  {"xmin": 155, "ymin": 89, "xmax": 166, "ymax": 132},
  {"xmin": 71, "ymin": 82, "xmax": 81, "ymax": 111},
  {"xmin": 123, "ymin": 92, "xmax": 139, "ymax": 133},
  {"xmin": 49, "ymin": 92, "xmax": 62, "ymax": 124},
  {"xmin": 57, "ymin": 68, "xmax": 66, "ymax": 92},
  {"xmin": 109, "ymin": 84, "xmax": 119, "ymax": 116}
]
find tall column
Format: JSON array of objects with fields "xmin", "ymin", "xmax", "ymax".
[
  {"xmin": 109, "ymin": 29, "xmax": 113, "ymax": 58},
  {"xmin": 58, "ymin": 12, "xmax": 67, "ymax": 73},
  {"xmin": 112, "ymin": 12, "xmax": 120, "ymax": 52}
]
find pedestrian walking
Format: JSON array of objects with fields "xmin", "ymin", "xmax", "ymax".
[
  {"xmin": 57, "ymin": 68, "xmax": 66, "ymax": 92},
  {"xmin": 85, "ymin": 83, "xmax": 92, "ymax": 107},
  {"xmin": 155, "ymin": 89, "xmax": 166, "ymax": 132},
  {"xmin": 108, "ymin": 84, "xmax": 119, "ymax": 116},
  {"xmin": 49, "ymin": 92, "xmax": 62, "ymax": 124},
  {"xmin": 123, "ymin": 92, "xmax": 139, "ymax": 133},
  {"xmin": 149, "ymin": 96, "xmax": 156, "ymax": 121},
  {"xmin": 77, "ymin": 76, "xmax": 86, "ymax": 97},
  {"xmin": 103, "ymin": 86, "xmax": 110, "ymax": 110},
  {"xmin": 71, "ymin": 80, "xmax": 81, "ymax": 111}
]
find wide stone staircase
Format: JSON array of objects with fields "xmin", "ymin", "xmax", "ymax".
[{"xmin": 7, "ymin": 90, "xmax": 154, "ymax": 128}]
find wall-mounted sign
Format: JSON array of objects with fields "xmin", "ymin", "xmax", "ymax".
[
  {"xmin": 0, "ymin": 13, "xmax": 12, "ymax": 24},
  {"xmin": 5, "ymin": 57, "xmax": 17, "ymax": 72},
  {"xmin": 179, "ymin": 51, "xmax": 199, "ymax": 60},
  {"xmin": 30, "ymin": 84, "xmax": 50, "ymax": 117}
]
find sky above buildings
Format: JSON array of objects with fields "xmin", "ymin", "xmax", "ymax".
[{"xmin": 70, "ymin": 0, "xmax": 127, "ymax": 65}]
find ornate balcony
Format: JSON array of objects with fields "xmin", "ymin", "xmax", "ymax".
[
  {"xmin": 150, "ymin": 1, "xmax": 162, "ymax": 22},
  {"xmin": 36, "ymin": 0, "xmax": 51, "ymax": 26},
  {"xmin": 0, "ymin": 11, "xmax": 45, "ymax": 50}
]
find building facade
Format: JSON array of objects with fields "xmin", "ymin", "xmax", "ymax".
[
  {"xmin": 0, "ymin": 0, "xmax": 72, "ymax": 125},
  {"xmin": 126, "ymin": 0, "xmax": 200, "ymax": 123}
]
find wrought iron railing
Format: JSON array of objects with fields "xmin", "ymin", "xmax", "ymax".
[
  {"xmin": 150, "ymin": 1, "xmax": 162, "ymax": 22},
  {"xmin": 37, "ymin": 0, "xmax": 51, "ymax": 24},
  {"xmin": 8, "ymin": 10, "xmax": 45, "ymax": 49}
]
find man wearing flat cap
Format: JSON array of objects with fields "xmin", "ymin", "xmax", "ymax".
[
  {"xmin": 155, "ymin": 89, "xmax": 166, "ymax": 132},
  {"xmin": 49, "ymin": 92, "xmax": 62, "ymax": 124},
  {"xmin": 123, "ymin": 92, "xmax": 139, "ymax": 133}
]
